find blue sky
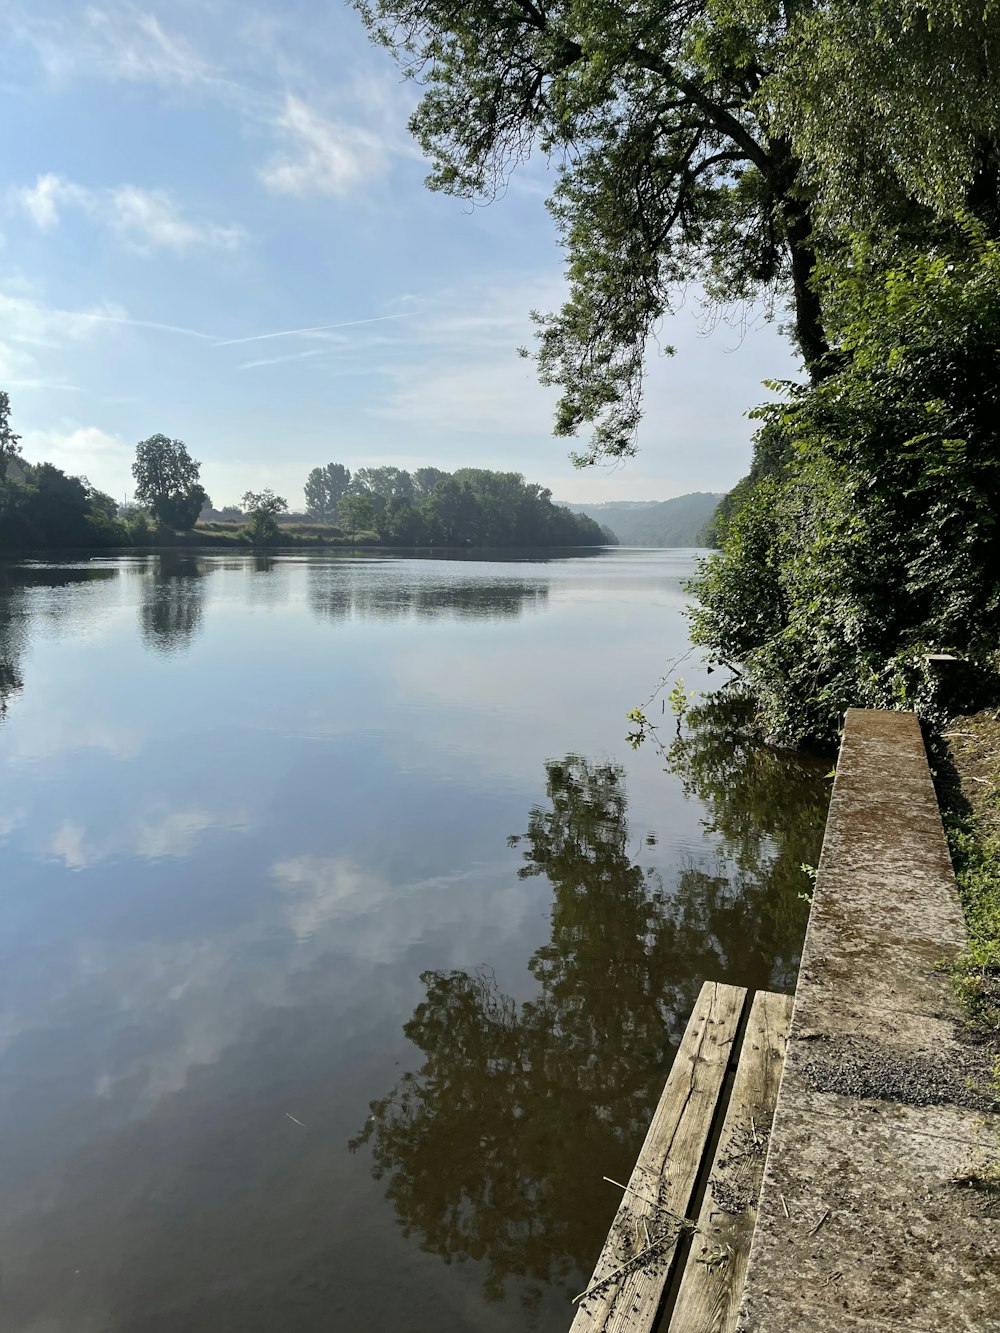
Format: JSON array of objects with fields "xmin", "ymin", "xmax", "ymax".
[{"xmin": 0, "ymin": 0, "xmax": 798, "ymax": 507}]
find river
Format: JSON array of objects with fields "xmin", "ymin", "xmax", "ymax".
[{"xmin": 0, "ymin": 549, "xmax": 828, "ymax": 1332}]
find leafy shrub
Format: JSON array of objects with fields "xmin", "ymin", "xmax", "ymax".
[{"xmin": 692, "ymin": 237, "xmax": 1000, "ymax": 743}]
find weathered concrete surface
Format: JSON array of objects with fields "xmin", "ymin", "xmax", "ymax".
[{"xmin": 736, "ymin": 709, "xmax": 1000, "ymax": 1333}]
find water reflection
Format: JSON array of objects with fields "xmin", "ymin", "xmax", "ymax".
[
  {"xmin": 351, "ymin": 729, "xmax": 828, "ymax": 1303},
  {"xmin": 138, "ymin": 554, "xmax": 207, "ymax": 654},
  {"xmin": 307, "ymin": 563, "xmax": 549, "ymax": 622},
  {"xmin": 0, "ymin": 568, "xmax": 26, "ymax": 718},
  {"xmin": 1, "ymin": 564, "xmax": 119, "ymax": 718}
]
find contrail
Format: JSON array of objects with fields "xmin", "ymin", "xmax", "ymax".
[
  {"xmin": 54, "ymin": 310, "xmax": 217, "ymax": 340},
  {"xmin": 214, "ymin": 313, "xmax": 411, "ymax": 347}
]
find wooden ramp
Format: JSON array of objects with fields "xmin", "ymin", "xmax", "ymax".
[{"xmin": 570, "ymin": 982, "xmax": 791, "ymax": 1333}]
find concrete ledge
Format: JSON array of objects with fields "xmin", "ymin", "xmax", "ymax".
[{"xmin": 737, "ymin": 710, "xmax": 1000, "ymax": 1333}]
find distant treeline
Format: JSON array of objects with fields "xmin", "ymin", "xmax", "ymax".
[
  {"xmin": 560, "ymin": 492, "xmax": 723, "ymax": 547},
  {"xmin": 0, "ymin": 392, "xmax": 615, "ymax": 551},
  {"xmin": 296, "ymin": 463, "xmax": 616, "ymax": 548}
]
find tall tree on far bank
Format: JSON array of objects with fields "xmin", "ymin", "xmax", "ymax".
[
  {"xmin": 132, "ymin": 435, "xmax": 209, "ymax": 530},
  {"xmin": 304, "ymin": 463, "xmax": 352, "ymax": 521}
]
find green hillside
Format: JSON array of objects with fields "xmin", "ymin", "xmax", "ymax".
[{"xmin": 558, "ymin": 492, "xmax": 723, "ymax": 547}]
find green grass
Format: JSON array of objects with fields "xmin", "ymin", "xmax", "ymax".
[{"xmin": 937, "ymin": 711, "xmax": 1000, "ymax": 1044}]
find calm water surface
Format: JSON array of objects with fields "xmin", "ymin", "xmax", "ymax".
[{"xmin": 0, "ymin": 550, "xmax": 828, "ymax": 1332}]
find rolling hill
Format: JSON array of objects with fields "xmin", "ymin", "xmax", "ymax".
[{"xmin": 557, "ymin": 492, "xmax": 723, "ymax": 547}]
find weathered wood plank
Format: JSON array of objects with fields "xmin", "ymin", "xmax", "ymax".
[
  {"xmin": 570, "ymin": 981, "xmax": 748, "ymax": 1333},
  {"xmin": 667, "ymin": 990, "xmax": 793, "ymax": 1333}
]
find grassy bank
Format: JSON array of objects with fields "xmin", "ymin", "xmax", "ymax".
[{"xmin": 935, "ymin": 712, "xmax": 1000, "ymax": 1053}]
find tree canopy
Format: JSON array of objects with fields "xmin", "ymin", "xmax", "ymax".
[
  {"xmin": 354, "ymin": 0, "xmax": 1000, "ymax": 464},
  {"xmin": 322, "ymin": 461, "xmax": 613, "ymax": 545},
  {"xmin": 0, "ymin": 390, "xmax": 20, "ymax": 465},
  {"xmin": 241, "ymin": 489, "xmax": 289, "ymax": 545},
  {"xmin": 692, "ymin": 235, "xmax": 1000, "ymax": 742},
  {"xmin": 132, "ymin": 435, "xmax": 209, "ymax": 531},
  {"xmin": 304, "ymin": 463, "xmax": 352, "ymax": 521}
]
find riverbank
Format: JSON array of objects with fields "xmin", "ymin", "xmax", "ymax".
[{"xmin": 737, "ymin": 708, "xmax": 999, "ymax": 1333}]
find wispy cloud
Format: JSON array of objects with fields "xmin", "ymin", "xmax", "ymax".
[
  {"xmin": 13, "ymin": 172, "xmax": 246, "ymax": 254},
  {"xmin": 258, "ymin": 94, "xmax": 388, "ymax": 198},
  {"xmin": 18, "ymin": 4, "xmax": 212, "ymax": 87},
  {"xmin": 217, "ymin": 312, "xmax": 410, "ymax": 347},
  {"xmin": 238, "ymin": 347, "xmax": 333, "ymax": 371},
  {"xmin": 0, "ymin": 286, "xmax": 217, "ymax": 354}
]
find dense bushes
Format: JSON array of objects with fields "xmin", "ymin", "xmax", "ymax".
[
  {"xmin": 692, "ymin": 239, "xmax": 1000, "ymax": 744},
  {"xmin": 0, "ymin": 462, "xmax": 126, "ymax": 551}
]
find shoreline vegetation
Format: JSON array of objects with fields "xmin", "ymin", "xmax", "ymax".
[
  {"xmin": 936, "ymin": 717, "xmax": 1000, "ymax": 1064},
  {"xmin": 0, "ymin": 416, "xmax": 617, "ymax": 554}
]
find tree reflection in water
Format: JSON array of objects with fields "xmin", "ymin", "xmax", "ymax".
[
  {"xmin": 1, "ymin": 564, "xmax": 118, "ymax": 719},
  {"xmin": 351, "ymin": 697, "xmax": 830, "ymax": 1305},
  {"xmin": 138, "ymin": 554, "xmax": 207, "ymax": 654}
]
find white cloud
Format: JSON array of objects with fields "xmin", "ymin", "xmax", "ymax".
[
  {"xmin": 13, "ymin": 173, "xmax": 245, "ymax": 254},
  {"xmin": 258, "ymin": 95, "xmax": 387, "ymax": 198},
  {"xmin": 15, "ymin": 172, "xmax": 78, "ymax": 229},
  {"xmin": 105, "ymin": 184, "xmax": 245, "ymax": 252},
  {"xmin": 49, "ymin": 820, "xmax": 93, "ymax": 870},
  {"xmin": 271, "ymin": 855, "xmax": 373, "ymax": 942},
  {"xmin": 0, "ymin": 287, "xmax": 119, "ymax": 347},
  {"xmin": 135, "ymin": 807, "xmax": 249, "ymax": 860},
  {"xmin": 20, "ymin": 5, "xmax": 211, "ymax": 87},
  {"xmin": 46, "ymin": 806, "xmax": 248, "ymax": 872},
  {"xmin": 19, "ymin": 423, "xmax": 130, "ymax": 490}
]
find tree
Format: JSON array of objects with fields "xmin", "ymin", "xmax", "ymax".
[
  {"xmin": 692, "ymin": 238, "xmax": 1000, "ymax": 743},
  {"xmin": 1, "ymin": 390, "xmax": 21, "ymax": 468},
  {"xmin": 352, "ymin": 0, "xmax": 839, "ymax": 463},
  {"xmin": 304, "ymin": 463, "xmax": 352, "ymax": 521},
  {"xmin": 767, "ymin": 0, "xmax": 1000, "ymax": 244},
  {"xmin": 241, "ymin": 489, "xmax": 288, "ymax": 544},
  {"xmin": 132, "ymin": 435, "xmax": 209, "ymax": 530},
  {"xmin": 420, "ymin": 475, "xmax": 478, "ymax": 545},
  {"xmin": 338, "ymin": 492, "xmax": 376, "ymax": 540},
  {"xmin": 354, "ymin": 0, "xmax": 1000, "ymax": 464},
  {"xmin": 412, "ymin": 466, "xmax": 450, "ymax": 498},
  {"xmin": 381, "ymin": 495, "xmax": 427, "ymax": 545},
  {"xmin": 352, "ymin": 466, "xmax": 415, "ymax": 502}
]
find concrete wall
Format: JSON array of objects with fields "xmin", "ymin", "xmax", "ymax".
[{"xmin": 737, "ymin": 709, "xmax": 999, "ymax": 1333}]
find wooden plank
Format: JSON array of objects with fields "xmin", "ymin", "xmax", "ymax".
[
  {"xmin": 570, "ymin": 981, "xmax": 747, "ymax": 1333},
  {"xmin": 667, "ymin": 989, "xmax": 793, "ymax": 1333}
]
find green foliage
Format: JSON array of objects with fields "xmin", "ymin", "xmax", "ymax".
[
  {"xmin": 337, "ymin": 491, "xmax": 377, "ymax": 540},
  {"xmin": 0, "ymin": 389, "xmax": 21, "ymax": 464},
  {"xmin": 241, "ymin": 489, "xmax": 289, "ymax": 545},
  {"xmin": 304, "ymin": 462, "xmax": 352, "ymax": 520},
  {"xmin": 0, "ymin": 459, "xmax": 127, "ymax": 551},
  {"xmin": 353, "ymin": 0, "xmax": 834, "ymax": 463},
  {"xmin": 769, "ymin": 0, "xmax": 1000, "ymax": 239},
  {"xmin": 132, "ymin": 435, "xmax": 209, "ymax": 531},
  {"xmin": 332, "ymin": 464, "xmax": 610, "ymax": 546},
  {"xmin": 692, "ymin": 239, "xmax": 1000, "ymax": 743}
]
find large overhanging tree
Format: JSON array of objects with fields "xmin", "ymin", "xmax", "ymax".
[{"xmin": 353, "ymin": 0, "xmax": 1000, "ymax": 462}]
